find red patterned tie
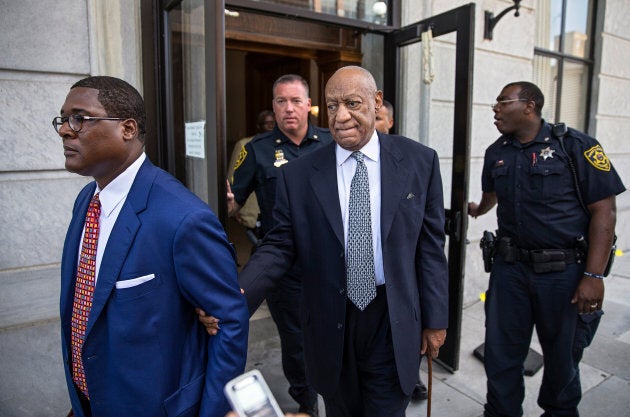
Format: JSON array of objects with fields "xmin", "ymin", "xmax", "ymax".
[{"xmin": 70, "ymin": 193, "xmax": 100, "ymax": 398}]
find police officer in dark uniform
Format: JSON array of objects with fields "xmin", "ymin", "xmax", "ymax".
[
  {"xmin": 228, "ymin": 74, "xmax": 333, "ymax": 416},
  {"xmin": 468, "ymin": 81, "xmax": 625, "ymax": 417}
]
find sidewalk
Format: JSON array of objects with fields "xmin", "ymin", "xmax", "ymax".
[
  {"xmin": 1, "ymin": 254, "xmax": 629, "ymax": 416},
  {"xmin": 251, "ymin": 250, "xmax": 630, "ymax": 417}
]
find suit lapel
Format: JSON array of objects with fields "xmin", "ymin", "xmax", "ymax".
[
  {"xmin": 379, "ymin": 134, "xmax": 410, "ymax": 242},
  {"xmin": 85, "ymin": 159, "xmax": 155, "ymax": 338},
  {"xmin": 307, "ymin": 138, "xmax": 409, "ymax": 247},
  {"xmin": 309, "ymin": 143, "xmax": 344, "ymax": 246}
]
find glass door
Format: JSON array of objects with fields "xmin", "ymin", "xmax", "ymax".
[
  {"xmin": 161, "ymin": 0, "xmax": 226, "ymax": 216},
  {"xmin": 166, "ymin": 0, "xmax": 208, "ymax": 201},
  {"xmin": 384, "ymin": 3, "xmax": 475, "ymax": 372}
]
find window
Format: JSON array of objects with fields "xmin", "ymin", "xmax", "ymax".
[
  {"xmin": 237, "ymin": 0, "xmax": 392, "ymax": 25},
  {"xmin": 534, "ymin": 0, "xmax": 595, "ymax": 130}
]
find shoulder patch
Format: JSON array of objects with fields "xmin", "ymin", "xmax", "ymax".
[
  {"xmin": 583, "ymin": 145, "xmax": 610, "ymax": 172},
  {"xmin": 233, "ymin": 145, "xmax": 247, "ymax": 171}
]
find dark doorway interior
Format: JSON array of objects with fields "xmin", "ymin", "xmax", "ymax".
[
  {"xmin": 245, "ymin": 53, "xmax": 311, "ymax": 134},
  {"xmin": 224, "ymin": 51, "xmax": 318, "ymax": 267},
  {"xmin": 225, "ymin": 51, "xmax": 315, "ymax": 157}
]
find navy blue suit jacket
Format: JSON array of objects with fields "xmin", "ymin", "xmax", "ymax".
[
  {"xmin": 60, "ymin": 159, "xmax": 249, "ymax": 417},
  {"xmin": 239, "ymin": 133, "xmax": 449, "ymax": 396}
]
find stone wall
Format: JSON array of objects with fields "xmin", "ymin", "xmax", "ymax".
[{"xmin": 0, "ymin": 0, "xmax": 141, "ymax": 327}]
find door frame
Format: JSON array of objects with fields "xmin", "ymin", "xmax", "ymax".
[
  {"xmin": 141, "ymin": 0, "xmax": 227, "ymax": 217},
  {"xmin": 384, "ymin": 3, "xmax": 475, "ymax": 372},
  {"xmin": 142, "ymin": 0, "xmax": 475, "ymax": 373}
]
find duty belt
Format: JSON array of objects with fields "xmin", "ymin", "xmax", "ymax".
[{"xmin": 496, "ymin": 238, "xmax": 583, "ymax": 265}]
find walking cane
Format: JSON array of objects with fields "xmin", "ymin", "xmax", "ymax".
[{"xmin": 426, "ymin": 353, "xmax": 433, "ymax": 417}]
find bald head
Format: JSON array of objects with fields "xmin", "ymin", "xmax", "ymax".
[{"xmin": 325, "ymin": 66, "xmax": 383, "ymax": 151}]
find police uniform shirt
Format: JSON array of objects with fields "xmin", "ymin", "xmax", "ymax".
[
  {"xmin": 231, "ymin": 124, "xmax": 333, "ymax": 234},
  {"xmin": 481, "ymin": 121, "xmax": 625, "ymax": 249}
]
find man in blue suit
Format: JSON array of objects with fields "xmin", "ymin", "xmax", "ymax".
[
  {"xmin": 54, "ymin": 76, "xmax": 249, "ymax": 417},
  {"xmin": 237, "ymin": 66, "xmax": 449, "ymax": 417}
]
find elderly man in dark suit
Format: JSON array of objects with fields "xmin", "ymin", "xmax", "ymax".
[
  {"xmin": 54, "ymin": 76, "xmax": 249, "ymax": 417},
  {"xmin": 237, "ymin": 66, "xmax": 449, "ymax": 417}
]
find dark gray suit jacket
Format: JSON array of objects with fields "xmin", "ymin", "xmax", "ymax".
[{"xmin": 239, "ymin": 133, "xmax": 449, "ymax": 396}]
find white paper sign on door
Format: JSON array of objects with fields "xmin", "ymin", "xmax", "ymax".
[{"xmin": 185, "ymin": 121, "xmax": 206, "ymax": 159}]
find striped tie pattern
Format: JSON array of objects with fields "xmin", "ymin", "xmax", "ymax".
[
  {"xmin": 346, "ymin": 152, "xmax": 376, "ymax": 310},
  {"xmin": 70, "ymin": 193, "xmax": 100, "ymax": 398}
]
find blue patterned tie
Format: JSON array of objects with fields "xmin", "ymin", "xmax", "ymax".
[{"xmin": 346, "ymin": 151, "xmax": 376, "ymax": 310}]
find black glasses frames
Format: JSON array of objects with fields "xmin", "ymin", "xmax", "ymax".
[{"xmin": 52, "ymin": 114, "xmax": 128, "ymax": 133}]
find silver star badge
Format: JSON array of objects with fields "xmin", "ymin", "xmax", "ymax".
[{"xmin": 539, "ymin": 147, "xmax": 555, "ymax": 160}]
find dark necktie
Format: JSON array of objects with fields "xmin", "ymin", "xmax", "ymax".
[
  {"xmin": 346, "ymin": 151, "xmax": 376, "ymax": 310},
  {"xmin": 70, "ymin": 193, "xmax": 100, "ymax": 398}
]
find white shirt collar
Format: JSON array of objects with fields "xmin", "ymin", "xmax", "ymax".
[
  {"xmin": 335, "ymin": 129, "xmax": 380, "ymax": 166},
  {"xmin": 95, "ymin": 153, "xmax": 146, "ymax": 217}
]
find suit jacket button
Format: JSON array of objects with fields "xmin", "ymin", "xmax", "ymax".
[
  {"xmin": 337, "ymin": 323, "xmax": 343, "ymax": 329},
  {"xmin": 339, "ymin": 288, "xmax": 345, "ymax": 295},
  {"xmin": 339, "ymin": 252, "xmax": 344, "ymax": 258}
]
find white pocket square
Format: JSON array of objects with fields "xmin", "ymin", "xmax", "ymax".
[{"xmin": 115, "ymin": 274, "xmax": 155, "ymax": 289}]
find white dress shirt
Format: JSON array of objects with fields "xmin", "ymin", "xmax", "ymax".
[
  {"xmin": 78, "ymin": 153, "xmax": 146, "ymax": 283},
  {"xmin": 336, "ymin": 130, "xmax": 385, "ymax": 285}
]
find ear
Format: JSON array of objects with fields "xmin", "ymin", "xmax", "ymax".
[
  {"xmin": 121, "ymin": 118, "xmax": 138, "ymax": 141},
  {"xmin": 375, "ymin": 90, "xmax": 383, "ymax": 111},
  {"xmin": 523, "ymin": 100, "xmax": 536, "ymax": 115}
]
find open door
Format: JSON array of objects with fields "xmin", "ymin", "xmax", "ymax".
[
  {"xmin": 143, "ymin": 0, "xmax": 475, "ymax": 373},
  {"xmin": 384, "ymin": 3, "xmax": 475, "ymax": 372}
]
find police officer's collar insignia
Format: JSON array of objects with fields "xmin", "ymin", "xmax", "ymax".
[
  {"xmin": 584, "ymin": 145, "xmax": 611, "ymax": 171},
  {"xmin": 544, "ymin": 136, "xmax": 550, "ymax": 142},
  {"xmin": 275, "ymin": 138, "xmax": 282, "ymax": 144},
  {"xmin": 539, "ymin": 147, "xmax": 555, "ymax": 160},
  {"xmin": 307, "ymin": 125, "xmax": 321, "ymax": 141},
  {"xmin": 273, "ymin": 149, "xmax": 288, "ymax": 167}
]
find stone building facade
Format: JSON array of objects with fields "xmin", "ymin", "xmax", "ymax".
[{"xmin": 1, "ymin": 0, "xmax": 627, "ymax": 330}]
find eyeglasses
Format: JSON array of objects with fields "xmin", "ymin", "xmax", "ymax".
[
  {"xmin": 52, "ymin": 114, "xmax": 127, "ymax": 133},
  {"xmin": 491, "ymin": 98, "xmax": 530, "ymax": 110}
]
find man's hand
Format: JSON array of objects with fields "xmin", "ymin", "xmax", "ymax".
[
  {"xmin": 421, "ymin": 328, "xmax": 446, "ymax": 358},
  {"xmin": 570, "ymin": 196, "xmax": 614, "ymax": 315},
  {"xmin": 227, "ymin": 180, "xmax": 240, "ymax": 217},
  {"xmin": 196, "ymin": 308, "xmax": 220, "ymax": 336},
  {"xmin": 467, "ymin": 192, "xmax": 498, "ymax": 219},
  {"xmin": 571, "ymin": 276, "xmax": 604, "ymax": 314},
  {"xmin": 467, "ymin": 202, "xmax": 481, "ymax": 218}
]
